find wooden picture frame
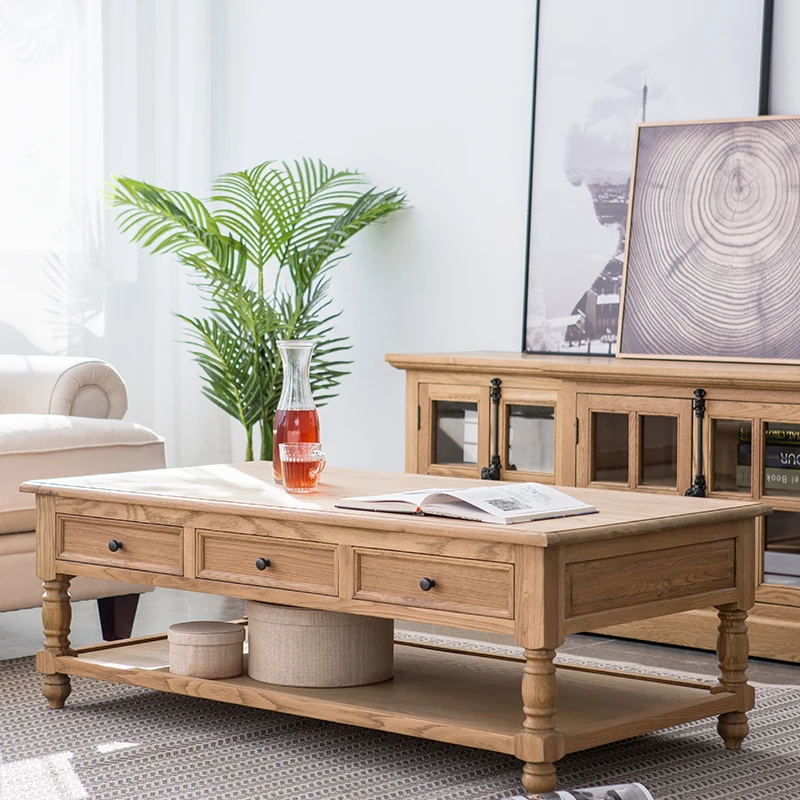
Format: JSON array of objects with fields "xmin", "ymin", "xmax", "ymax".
[
  {"xmin": 617, "ymin": 115, "xmax": 800, "ymax": 364},
  {"xmin": 521, "ymin": 0, "xmax": 774, "ymax": 357}
]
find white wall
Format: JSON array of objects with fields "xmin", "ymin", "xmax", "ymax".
[
  {"xmin": 217, "ymin": 0, "xmax": 537, "ymax": 470},
  {"xmin": 771, "ymin": 0, "xmax": 800, "ymax": 114}
]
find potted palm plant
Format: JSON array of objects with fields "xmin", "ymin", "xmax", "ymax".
[{"xmin": 110, "ymin": 160, "xmax": 407, "ymax": 460}]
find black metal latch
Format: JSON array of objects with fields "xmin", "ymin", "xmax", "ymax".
[
  {"xmin": 481, "ymin": 378, "xmax": 502, "ymax": 480},
  {"xmin": 685, "ymin": 388, "xmax": 707, "ymax": 497}
]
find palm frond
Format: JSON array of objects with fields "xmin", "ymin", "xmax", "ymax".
[
  {"xmin": 112, "ymin": 159, "xmax": 406, "ymax": 459},
  {"xmin": 178, "ymin": 315, "xmax": 265, "ymax": 429},
  {"xmin": 287, "ymin": 187, "xmax": 407, "ymax": 292},
  {"xmin": 109, "ymin": 177, "xmax": 234, "ymax": 264}
]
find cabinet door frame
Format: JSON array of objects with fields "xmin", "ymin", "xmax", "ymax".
[
  {"xmin": 706, "ymin": 400, "xmax": 800, "ymax": 508},
  {"xmin": 706, "ymin": 399, "xmax": 800, "ymax": 595},
  {"xmin": 497, "ymin": 387, "xmax": 560, "ymax": 484},
  {"xmin": 417, "ymin": 383, "xmax": 490, "ymax": 478},
  {"xmin": 704, "ymin": 400, "xmax": 761, "ymax": 500},
  {"xmin": 576, "ymin": 394, "xmax": 692, "ymax": 493}
]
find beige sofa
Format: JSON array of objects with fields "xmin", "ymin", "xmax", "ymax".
[{"xmin": 0, "ymin": 355, "xmax": 166, "ymax": 639}]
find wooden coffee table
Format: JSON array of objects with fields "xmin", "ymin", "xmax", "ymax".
[{"xmin": 24, "ymin": 464, "xmax": 769, "ymax": 796}]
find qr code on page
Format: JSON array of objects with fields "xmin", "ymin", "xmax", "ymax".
[{"xmin": 485, "ymin": 497, "xmax": 526, "ymax": 512}]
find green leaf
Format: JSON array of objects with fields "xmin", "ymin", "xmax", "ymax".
[{"xmin": 110, "ymin": 160, "xmax": 408, "ymax": 459}]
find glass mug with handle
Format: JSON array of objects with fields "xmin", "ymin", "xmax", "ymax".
[{"xmin": 278, "ymin": 442, "xmax": 326, "ymax": 493}]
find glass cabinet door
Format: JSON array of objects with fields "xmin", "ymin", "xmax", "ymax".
[
  {"xmin": 706, "ymin": 401, "xmax": 800, "ymax": 502},
  {"xmin": 705, "ymin": 401, "xmax": 800, "ymax": 592},
  {"xmin": 707, "ymin": 401, "xmax": 800, "ymax": 591},
  {"xmin": 576, "ymin": 394, "xmax": 691, "ymax": 492},
  {"xmin": 763, "ymin": 510, "xmax": 800, "ymax": 588},
  {"xmin": 709, "ymin": 416, "xmax": 753, "ymax": 495},
  {"xmin": 762, "ymin": 422, "xmax": 800, "ymax": 499},
  {"xmin": 592, "ymin": 412, "xmax": 629, "ymax": 484},
  {"xmin": 498, "ymin": 388, "xmax": 558, "ymax": 483},
  {"xmin": 417, "ymin": 384, "xmax": 490, "ymax": 477}
]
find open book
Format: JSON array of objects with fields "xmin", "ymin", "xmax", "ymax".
[{"xmin": 335, "ymin": 483, "xmax": 597, "ymax": 525}]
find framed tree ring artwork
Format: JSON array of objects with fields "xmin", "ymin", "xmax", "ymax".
[
  {"xmin": 618, "ymin": 116, "xmax": 800, "ymax": 363},
  {"xmin": 522, "ymin": 0, "xmax": 773, "ymax": 355}
]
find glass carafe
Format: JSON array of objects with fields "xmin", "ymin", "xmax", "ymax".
[{"xmin": 272, "ymin": 340, "xmax": 320, "ymax": 484}]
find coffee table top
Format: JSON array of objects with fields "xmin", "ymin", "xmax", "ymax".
[{"xmin": 21, "ymin": 463, "xmax": 770, "ymax": 547}]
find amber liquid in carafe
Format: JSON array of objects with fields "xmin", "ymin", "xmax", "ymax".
[{"xmin": 272, "ymin": 408, "xmax": 321, "ymax": 483}]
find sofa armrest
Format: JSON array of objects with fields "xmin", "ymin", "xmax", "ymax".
[{"xmin": 0, "ymin": 356, "xmax": 128, "ymax": 419}]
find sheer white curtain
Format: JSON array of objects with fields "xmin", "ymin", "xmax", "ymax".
[{"xmin": 0, "ymin": 0, "xmax": 231, "ymax": 467}]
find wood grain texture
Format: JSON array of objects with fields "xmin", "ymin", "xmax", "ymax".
[
  {"xmin": 568, "ymin": 589, "xmax": 739, "ymax": 636},
  {"xmin": 733, "ymin": 519, "xmax": 757, "ymax": 612},
  {"xmin": 715, "ymin": 606, "xmax": 752, "ymax": 750},
  {"xmin": 57, "ymin": 515, "xmax": 182, "ymax": 575},
  {"xmin": 418, "ymin": 382, "xmax": 491, "ymax": 478},
  {"xmin": 41, "ymin": 575, "xmax": 74, "ymax": 708},
  {"xmin": 565, "ymin": 539, "xmax": 736, "ymax": 619},
  {"xmin": 517, "ymin": 648, "xmax": 562, "ymax": 795},
  {"xmin": 196, "ymin": 529, "xmax": 337, "ymax": 596},
  {"xmin": 497, "ymin": 386, "xmax": 559, "ymax": 484},
  {"xmin": 52, "ymin": 500, "xmax": 516, "ymax": 563},
  {"xmin": 20, "ymin": 465, "xmax": 770, "ymax": 549},
  {"xmin": 53, "ymin": 559, "xmax": 518, "ymax": 635},
  {"xmin": 596, "ymin": 604, "xmax": 800, "ymax": 662},
  {"xmin": 35, "ymin": 495, "xmax": 57, "ymax": 581},
  {"xmin": 576, "ymin": 394, "xmax": 693, "ymax": 493},
  {"xmin": 386, "ymin": 351, "xmax": 800, "ymax": 392},
  {"xmin": 620, "ymin": 117, "xmax": 800, "ymax": 362},
  {"xmin": 353, "ymin": 548, "xmax": 514, "ymax": 619},
  {"xmin": 49, "ymin": 637, "xmax": 741, "ymax": 757},
  {"xmin": 514, "ymin": 546, "xmax": 564, "ymax": 650}
]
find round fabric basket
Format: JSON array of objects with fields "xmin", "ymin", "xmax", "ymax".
[
  {"xmin": 246, "ymin": 601, "xmax": 394, "ymax": 687},
  {"xmin": 168, "ymin": 620, "xmax": 245, "ymax": 679}
]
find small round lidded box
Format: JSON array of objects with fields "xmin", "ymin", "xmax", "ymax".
[{"xmin": 168, "ymin": 620, "xmax": 246, "ymax": 679}]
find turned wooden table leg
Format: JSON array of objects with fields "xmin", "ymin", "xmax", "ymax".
[
  {"xmin": 41, "ymin": 575, "xmax": 75, "ymax": 709},
  {"xmin": 519, "ymin": 647, "xmax": 561, "ymax": 796},
  {"xmin": 715, "ymin": 604, "xmax": 752, "ymax": 750}
]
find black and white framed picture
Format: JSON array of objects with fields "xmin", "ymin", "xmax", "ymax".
[
  {"xmin": 522, "ymin": 0, "xmax": 773, "ymax": 355},
  {"xmin": 618, "ymin": 116, "xmax": 800, "ymax": 363}
]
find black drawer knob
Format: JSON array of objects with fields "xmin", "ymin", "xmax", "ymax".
[
  {"xmin": 419, "ymin": 577, "xmax": 436, "ymax": 591},
  {"xmin": 108, "ymin": 540, "xmax": 123, "ymax": 552},
  {"xmin": 255, "ymin": 558, "xmax": 271, "ymax": 571}
]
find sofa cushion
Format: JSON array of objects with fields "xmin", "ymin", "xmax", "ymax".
[
  {"xmin": 0, "ymin": 539, "xmax": 154, "ymax": 611},
  {"xmin": 0, "ymin": 530, "xmax": 35, "ymax": 556},
  {"xmin": 0, "ymin": 414, "xmax": 166, "ymax": 535}
]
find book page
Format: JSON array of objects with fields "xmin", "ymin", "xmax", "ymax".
[
  {"xmin": 435, "ymin": 483, "xmax": 592, "ymax": 518},
  {"xmin": 342, "ymin": 489, "xmax": 458, "ymax": 508},
  {"xmin": 336, "ymin": 483, "xmax": 595, "ymax": 524}
]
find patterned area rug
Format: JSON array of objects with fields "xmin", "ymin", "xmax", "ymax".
[{"xmin": 1, "ymin": 635, "xmax": 799, "ymax": 800}]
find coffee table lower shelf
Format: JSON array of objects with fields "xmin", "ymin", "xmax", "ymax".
[{"xmin": 39, "ymin": 633, "xmax": 742, "ymax": 759}]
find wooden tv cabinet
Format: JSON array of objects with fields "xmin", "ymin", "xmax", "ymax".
[
  {"xmin": 387, "ymin": 351, "xmax": 800, "ymax": 662},
  {"xmin": 25, "ymin": 464, "xmax": 766, "ymax": 796}
]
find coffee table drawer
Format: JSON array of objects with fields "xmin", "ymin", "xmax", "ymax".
[
  {"xmin": 197, "ymin": 530, "xmax": 338, "ymax": 596},
  {"xmin": 57, "ymin": 515, "xmax": 183, "ymax": 575},
  {"xmin": 353, "ymin": 549, "xmax": 514, "ymax": 619}
]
